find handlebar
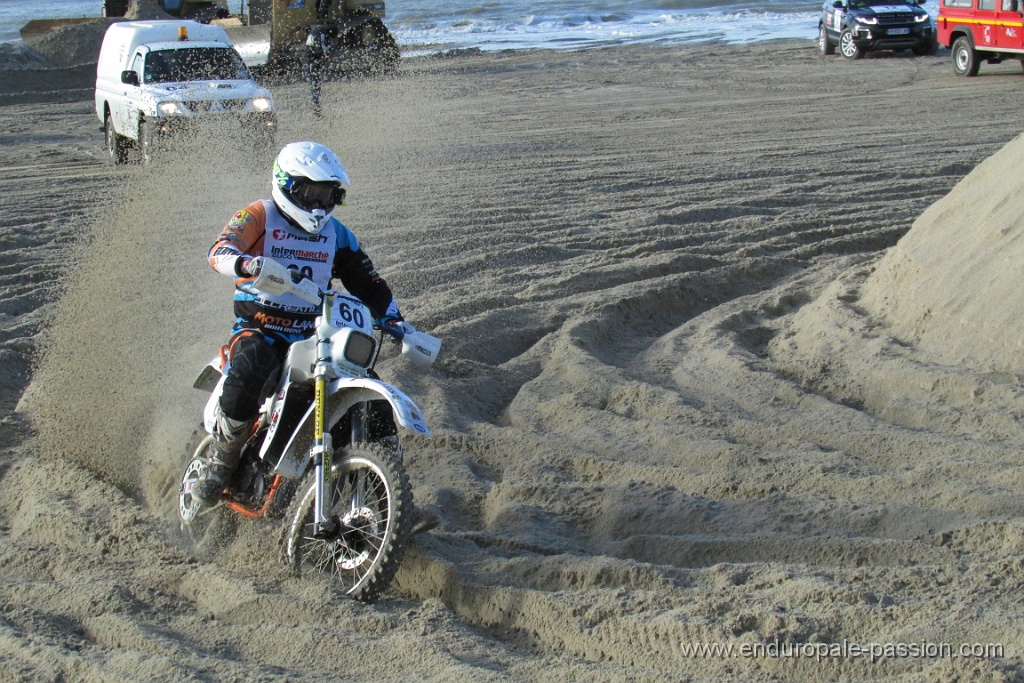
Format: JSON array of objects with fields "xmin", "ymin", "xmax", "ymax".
[{"xmin": 253, "ymin": 257, "xmax": 441, "ymax": 366}]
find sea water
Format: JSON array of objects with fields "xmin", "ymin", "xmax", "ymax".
[{"xmin": 0, "ymin": 0, "xmax": 939, "ymax": 51}]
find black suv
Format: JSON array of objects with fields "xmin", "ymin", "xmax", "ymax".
[{"xmin": 818, "ymin": 0, "xmax": 938, "ymax": 59}]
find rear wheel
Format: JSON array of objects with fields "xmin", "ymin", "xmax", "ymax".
[
  {"xmin": 840, "ymin": 29, "xmax": 863, "ymax": 60},
  {"xmin": 819, "ymin": 25, "xmax": 835, "ymax": 56},
  {"xmin": 178, "ymin": 435, "xmax": 216, "ymax": 527},
  {"xmin": 104, "ymin": 111, "xmax": 129, "ymax": 165},
  {"xmin": 177, "ymin": 433, "xmax": 236, "ymax": 555},
  {"xmin": 282, "ymin": 445, "xmax": 413, "ymax": 602},
  {"xmin": 952, "ymin": 36, "xmax": 979, "ymax": 76}
]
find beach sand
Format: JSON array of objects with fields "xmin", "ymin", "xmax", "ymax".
[{"xmin": 3, "ymin": 27, "xmax": 1024, "ymax": 681}]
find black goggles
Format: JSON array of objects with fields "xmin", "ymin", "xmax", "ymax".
[{"xmin": 292, "ymin": 181, "xmax": 346, "ymax": 210}]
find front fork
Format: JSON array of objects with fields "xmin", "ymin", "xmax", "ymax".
[
  {"xmin": 312, "ymin": 394, "xmax": 372, "ymax": 537},
  {"xmin": 309, "ymin": 292, "xmax": 374, "ymax": 537},
  {"xmin": 311, "ymin": 372, "xmax": 334, "ymax": 537},
  {"xmin": 311, "ymin": 293, "xmax": 334, "ymax": 538}
]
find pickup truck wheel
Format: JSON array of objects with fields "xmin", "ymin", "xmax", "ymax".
[
  {"xmin": 139, "ymin": 120, "xmax": 155, "ymax": 165},
  {"xmin": 104, "ymin": 112, "xmax": 129, "ymax": 165},
  {"xmin": 839, "ymin": 29, "xmax": 863, "ymax": 60},
  {"xmin": 819, "ymin": 25, "xmax": 835, "ymax": 56},
  {"xmin": 952, "ymin": 36, "xmax": 980, "ymax": 76}
]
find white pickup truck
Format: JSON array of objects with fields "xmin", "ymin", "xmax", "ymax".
[{"xmin": 95, "ymin": 20, "xmax": 276, "ymax": 164}]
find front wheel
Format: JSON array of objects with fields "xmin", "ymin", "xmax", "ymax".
[
  {"xmin": 282, "ymin": 445, "xmax": 413, "ymax": 602},
  {"xmin": 138, "ymin": 119, "xmax": 156, "ymax": 165},
  {"xmin": 840, "ymin": 29, "xmax": 863, "ymax": 60},
  {"xmin": 104, "ymin": 111, "xmax": 129, "ymax": 165},
  {"xmin": 819, "ymin": 25, "xmax": 835, "ymax": 56},
  {"xmin": 912, "ymin": 37, "xmax": 938, "ymax": 56},
  {"xmin": 952, "ymin": 36, "xmax": 980, "ymax": 76}
]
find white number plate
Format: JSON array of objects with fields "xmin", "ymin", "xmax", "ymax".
[{"xmin": 887, "ymin": 28, "xmax": 911, "ymax": 35}]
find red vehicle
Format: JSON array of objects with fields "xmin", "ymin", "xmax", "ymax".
[{"xmin": 938, "ymin": 0, "xmax": 1024, "ymax": 75}]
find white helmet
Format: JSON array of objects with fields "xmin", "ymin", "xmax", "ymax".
[{"xmin": 271, "ymin": 141, "xmax": 350, "ymax": 235}]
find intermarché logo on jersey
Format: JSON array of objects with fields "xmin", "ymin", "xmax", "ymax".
[
  {"xmin": 273, "ymin": 228, "xmax": 328, "ymax": 243},
  {"xmin": 270, "ymin": 245, "xmax": 330, "ymax": 263}
]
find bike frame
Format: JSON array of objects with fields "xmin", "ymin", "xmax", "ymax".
[{"xmin": 189, "ymin": 287, "xmax": 432, "ymax": 522}]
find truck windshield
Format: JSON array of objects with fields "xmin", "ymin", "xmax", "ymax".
[{"xmin": 144, "ymin": 47, "xmax": 250, "ymax": 83}]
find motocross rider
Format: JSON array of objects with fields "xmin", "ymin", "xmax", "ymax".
[{"xmin": 192, "ymin": 140, "xmax": 412, "ymax": 508}]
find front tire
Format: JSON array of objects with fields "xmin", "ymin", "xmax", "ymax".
[
  {"xmin": 913, "ymin": 37, "xmax": 938, "ymax": 56},
  {"xmin": 952, "ymin": 36, "xmax": 980, "ymax": 76},
  {"xmin": 819, "ymin": 25, "xmax": 836, "ymax": 56},
  {"xmin": 840, "ymin": 29, "xmax": 863, "ymax": 60},
  {"xmin": 282, "ymin": 445, "xmax": 413, "ymax": 602},
  {"xmin": 104, "ymin": 111, "xmax": 129, "ymax": 165},
  {"xmin": 139, "ymin": 119, "xmax": 159, "ymax": 165}
]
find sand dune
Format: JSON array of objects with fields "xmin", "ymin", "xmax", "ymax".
[{"xmin": 3, "ymin": 38, "xmax": 1024, "ymax": 681}]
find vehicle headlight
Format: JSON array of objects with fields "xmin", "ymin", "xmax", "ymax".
[
  {"xmin": 251, "ymin": 96, "xmax": 273, "ymax": 112},
  {"xmin": 915, "ymin": 13, "xmax": 929, "ymax": 22},
  {"xmin": 328, "ymin": 328, "xmax": 376, "ymax": 371},
  {"xmin": 855, "ymin": 15, "xmax": 878, "ymax": 24},
  {"xmin": 342, "ymin": 332, "xmax": 375, "ymax": 367},
  {"xmin": 158, "ymin": 101, "xmax": 188, "ymax": 116}
]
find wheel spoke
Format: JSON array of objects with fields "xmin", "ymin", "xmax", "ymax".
[{"xmin": 284, "ymin": 448, "xmax": 412, "ymax": 601}]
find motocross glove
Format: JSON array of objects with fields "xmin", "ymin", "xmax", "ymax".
[
  {"xmin": 239, "ymin": 256, "xmax": 263, "ymax": 277},
  {"xmin": 378, "ymin": 316, "xmax": 416, "ymax": 338}
]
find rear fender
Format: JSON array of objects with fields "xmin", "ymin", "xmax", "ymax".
[
  {"xmin": 273, "ymin": 377, "xmax": 429, "ymax": 479},
  {"xmin": 195, "ymin": 356, "xmax": 226, "ymax": 435}
]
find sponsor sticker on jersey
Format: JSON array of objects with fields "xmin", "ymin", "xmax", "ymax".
[
  {"xmin": 228, "ymin": 210, "xmax": 252, "ymax": 229},
  {"xmin": 272, "ymin": 228, "xmax": 329, "ymax": 243},
  {"xmin": 270, "ymin": 245, "xmax": 331, "ymax": 263}
]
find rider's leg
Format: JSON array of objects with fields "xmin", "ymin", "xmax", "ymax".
[{"xmin": 193, "ymin": 330, "xmax": 287, "ymax": 507}]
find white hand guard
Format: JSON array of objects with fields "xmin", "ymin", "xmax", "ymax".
[
  {"xmin": 394, "ymin": 321, "xmax": 417, "ymax": 336},
  {"xmin": 239, "ymin": 256, "xmax": 263, "ymax": 277},
  {"xmin": 379, "ymin": 317, "xmax": 415, "ymax": 337},
  {"xmin": 252, "ymin": 257, "xmax": 322, "ymax": 305}
]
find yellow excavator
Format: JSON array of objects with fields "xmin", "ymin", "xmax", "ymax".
[{"xmin": 104, "ymin": 0, "xmax": 399, "ymax": 76}]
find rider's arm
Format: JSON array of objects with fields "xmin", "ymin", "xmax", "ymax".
[
  {"xmin": 331, "ymin": 226, "xmax": 399, "ymax": 320},
  {"xmin": 208, "ymin": 201, "xmax": 267, "ymax": 279}
]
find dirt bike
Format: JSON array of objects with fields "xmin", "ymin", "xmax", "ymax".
[{"xmin": 177, "ymin": 259, "xmax": 441, "ymax": 602}]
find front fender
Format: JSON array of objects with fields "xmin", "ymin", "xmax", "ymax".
[
  {"xmin": 274, "ymin": 377, "xmax": 429, "ymax": 479},
  {"xmin": 328, "ymin": 377, "xmax": 430, "ymax": 436}
]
